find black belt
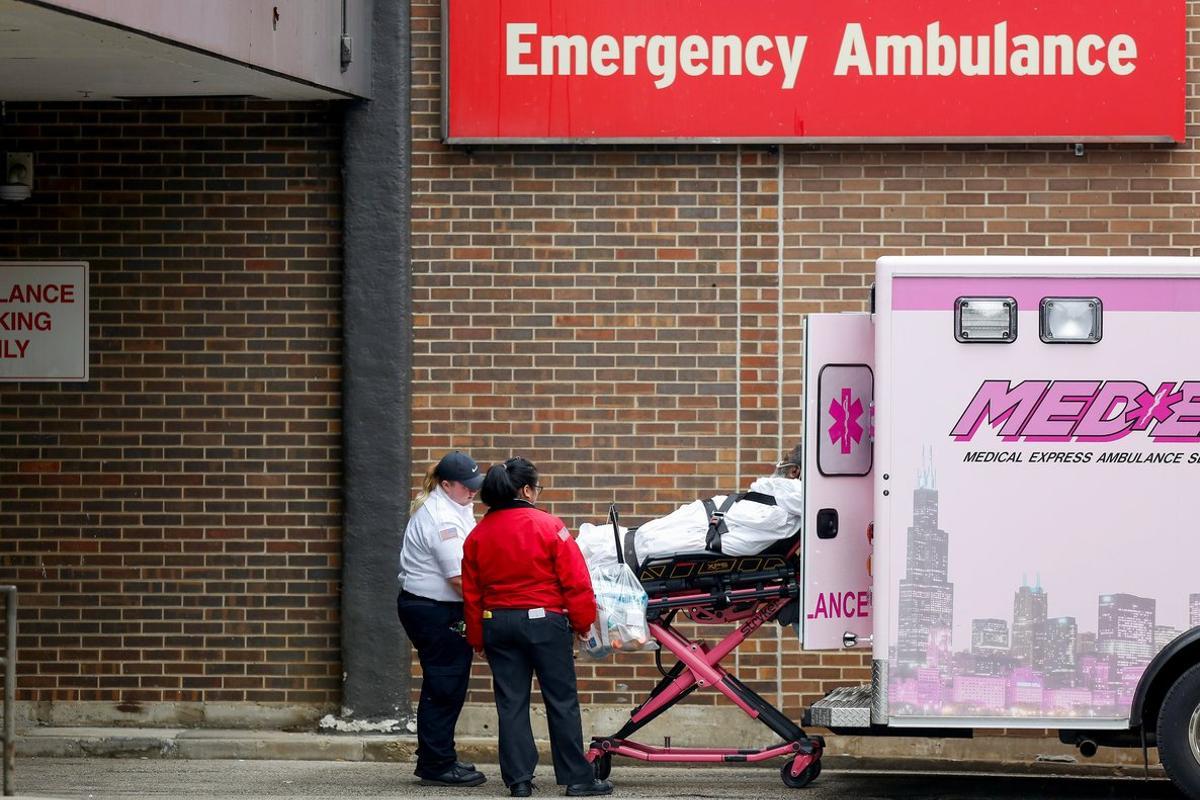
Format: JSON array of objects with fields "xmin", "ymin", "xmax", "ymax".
[
  {"xmin": 400, "ymin": 590, "xmax": 462, "ymax": 605},
  {"xmin": 485, "ymin": 607, "xmax": 566, "ymax": 618}
]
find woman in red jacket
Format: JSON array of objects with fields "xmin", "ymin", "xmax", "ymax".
[{"xmin": 461, "ymin": 457, "xmax": 613, "ymax": 798}]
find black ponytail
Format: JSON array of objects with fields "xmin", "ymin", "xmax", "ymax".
[
  {"xmin": 479, "ymin": 464, "xmax": 514, "ymax": 507},
  {"xmin": 480, "ymin": 456, "xmax": 539, "ymax": 508}
]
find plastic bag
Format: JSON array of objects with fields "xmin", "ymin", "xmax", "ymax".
[{"xmin": 581, "ymin": 562, "xmax": 652, "ymax": 660}]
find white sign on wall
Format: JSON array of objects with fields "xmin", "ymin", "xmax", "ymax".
[{"xmin": 0, "ymin": 262, "xmax": 89, "ymax": 382}]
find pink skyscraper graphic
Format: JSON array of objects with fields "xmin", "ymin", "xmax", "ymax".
[
  {"xmin": 890, "ymin": 449, "xmax": 1169, "ymax": 718},
  {"xmin": 896, "ymin": 448, "xmax": 953, "ymax": 672}
]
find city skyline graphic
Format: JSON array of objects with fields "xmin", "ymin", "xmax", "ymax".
[{"xmin": 889, "ymin": 449, "xmax": 1197, "ymax": 718}]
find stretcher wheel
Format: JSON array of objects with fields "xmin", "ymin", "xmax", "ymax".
[
  {"xmin": 593, "ymin": 753, "xmax": 612, "ymax": 780},
  {"xmin": 780, "ymin": 759, "xmax": 821, "ymax": 789}
]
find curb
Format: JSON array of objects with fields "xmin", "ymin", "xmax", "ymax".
[
  {"xmin": 12, "ymin": 728, "xmax": 1167, "ymax": 780},
  {"xmin": 16, "ymin": 728, "xmax": 412, "ymax": 762}
]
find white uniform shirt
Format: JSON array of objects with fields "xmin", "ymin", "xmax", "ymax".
[{"xmin": 398, "ymin": 485, "xmax": 477, "ymax": 602}]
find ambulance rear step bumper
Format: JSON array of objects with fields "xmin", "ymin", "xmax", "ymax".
[
  {"xmin": 803, "ymin": 682, "xmax": 974, "ymax": 738},
  {"xmin": 803, "ymin": 684, "xmax": 873, "ymax": 729}
]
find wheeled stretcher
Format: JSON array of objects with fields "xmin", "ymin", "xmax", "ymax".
[{"xmin": 584, "ymin": 504, "xmax": 825, "ymax": 789}]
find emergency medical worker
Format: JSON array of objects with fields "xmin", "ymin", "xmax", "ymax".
[
  {"xmin": 461, "ymin": 457, "xmax": 613, "ymax": 798},
  {"xmin": 397, "ymin": 450, "xmax": 487, "ymax": 788}
]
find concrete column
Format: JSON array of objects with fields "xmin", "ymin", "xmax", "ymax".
[{"xmin": 338, "ymin": 0, "xmax": 412, "ymax": 725}]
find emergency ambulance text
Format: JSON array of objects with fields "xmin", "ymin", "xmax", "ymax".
[{"xmin": 505, "ymin": 22, "xmax": 1140, "ymax": 90}]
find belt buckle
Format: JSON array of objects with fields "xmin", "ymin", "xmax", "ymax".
[{"xmin": 528, "ymin": 607, "xmax": 546, "ymax": 619}]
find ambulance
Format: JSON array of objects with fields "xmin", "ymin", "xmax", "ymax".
[{"xmin": 803, "ymin": 256, "xmax": 1200, "ymax": 798}]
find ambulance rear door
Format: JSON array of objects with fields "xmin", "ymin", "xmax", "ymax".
[{"xmin": 800, "ymin": 312, "xmax": 875, "ymax": 650}]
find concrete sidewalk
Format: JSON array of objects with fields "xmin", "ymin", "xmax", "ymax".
[
  {"xmin": 8, "ymin": 758, "xmax": 1180, "ymax": 800},
  {"xmin": 12, "ymin": 727, "xmax": 1165, "ymax": 780}
]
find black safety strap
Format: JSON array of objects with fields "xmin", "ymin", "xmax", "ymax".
[
  {"xmin": 624, "ymin": 528, "xmax": 640, "ymax": 570},
  {"xmin": 704, "ymin": 493, "xmax": 742, "ymax": 553},
  {"xmin": 741, "ymin": 491, "xmax": 776, "ymax": 506},
  {"xmin": 609, "ymin": 504, "xmax": 623, "ymax": 566}
]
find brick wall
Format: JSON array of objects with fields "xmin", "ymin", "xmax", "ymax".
[
  {"xmin": 412, "ymin": 0, "xmax": 1200, "ymax": 722},
  {"xmin": 0, "ymin": 100, "xmax": 343, "ymax": 711}
]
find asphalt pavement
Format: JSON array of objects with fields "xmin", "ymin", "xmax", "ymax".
[{"xmin": 9, "ymin": 758, "xmax": 1181, "ymax": 800}]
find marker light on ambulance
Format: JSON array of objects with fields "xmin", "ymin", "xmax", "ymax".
[
  {"xmin": 954, "ymin": 297, "xmax": 1017, "ymax": 343},
  {"xmin": 1040, "ymin": 297, "xmax": 1102, "ymax": 343}
]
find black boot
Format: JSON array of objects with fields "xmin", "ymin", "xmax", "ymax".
[
  {"xmin": 566, "ymin": 778, "xmax": 613, "ymax": 796},
  {"xmin": 416, "ymin": 763, "xmax": 487, "ymax": 787}
]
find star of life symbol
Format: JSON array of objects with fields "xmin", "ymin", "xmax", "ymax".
[{"xmin": 829, "ymin": 387, "xmax": 864, "ymax": 455}]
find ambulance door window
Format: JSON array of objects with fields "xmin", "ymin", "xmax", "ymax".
[{"xmin": 817, "ymin": 364, "xmax": 873, "ymax": 477}]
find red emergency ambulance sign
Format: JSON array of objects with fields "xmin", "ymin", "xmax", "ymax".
[
  {"xmin": 0, "ymin": 262, "xmax": 89, "ymax": 382},
  {"xmin": 443, "ymin": 0, "xmax": 1185, "ymax": 143}
]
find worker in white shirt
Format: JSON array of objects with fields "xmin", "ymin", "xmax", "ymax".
[{"xmin": 397, "ymin": 450, "xmax": 487, "ymax": 788}]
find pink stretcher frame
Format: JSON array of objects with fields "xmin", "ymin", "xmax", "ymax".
[{"xmin": 585, "ymin": 537, "xmax": 824, "ymax": 785}]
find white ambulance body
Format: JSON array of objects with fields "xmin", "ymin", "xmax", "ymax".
[{"xmin": 802, "ymin": 256, "xmax": 1200, "ymax": 798}]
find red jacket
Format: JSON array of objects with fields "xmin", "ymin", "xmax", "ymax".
[{"xmin": 461, "ymin": 502, "xmax": 596, "ymax": 651}]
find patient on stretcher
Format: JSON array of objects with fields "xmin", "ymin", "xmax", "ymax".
[{"xmin": 576, "ymin": 446, "xmax": 804, "ymax": 570}]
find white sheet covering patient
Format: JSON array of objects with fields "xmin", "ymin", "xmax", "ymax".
[{"xmin": 576, "ymin": 449, "xmax": 804, "ymax": 570}]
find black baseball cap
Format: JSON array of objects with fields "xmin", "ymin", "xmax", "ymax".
[{"xmin": 436, "ymin": 451, "xmax": 485, "ymax": 490}]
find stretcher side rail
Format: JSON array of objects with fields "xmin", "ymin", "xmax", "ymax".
[
  {"xmin": 633, "ymin": 539, "xmax": 801, "ymax": 622},
  {"xmin": 645, "ymin": 579, "xmax": 798, "ymax": 619},
  {"xmin": 637, "ymin": 553, "xmax": 795, "ymax": 593}
]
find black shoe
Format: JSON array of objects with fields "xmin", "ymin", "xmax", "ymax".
[
  {"xmin": 510, "ymin": 780, "xmax": 533, "ymax": 797},
  {"xmin": 566, "ymin": 779, "xmax": 612, "ymax": 796},
  {"xmin": 456, "ymin": 760, "xmax": 476, "ymax": 772},
  {"xmin": 416, "ymin": 763, "xmax": 487, "ymax": 787}
]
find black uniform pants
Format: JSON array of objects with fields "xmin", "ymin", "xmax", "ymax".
[
  {"xmin": 396, "ymin": 591, "xmax": 473, "ymax": 775},
  {"xmin": 483, "ymin": 609, "xmax": 593, "ymax": 788}
]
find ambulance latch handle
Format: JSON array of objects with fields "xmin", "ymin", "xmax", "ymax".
[
  {"xmin": 843, "ymin": 631, "xmax": 873, "ymax": 649},
  {"xmin": 816, "ymin": 508, "xmax": 839, "ymax": 540}
]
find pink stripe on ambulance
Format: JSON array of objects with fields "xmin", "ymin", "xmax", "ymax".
[{"xmin": 893, "ymin": 276, "xmax": 1200, "ymax": 311}]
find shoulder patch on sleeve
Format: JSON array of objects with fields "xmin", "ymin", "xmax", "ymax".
[
  {"xmin": 557, "ymin": 527, "xmax": 570, "ymax": 541},
  {"xmin": 440, "ymin": 528, "xmax": 459, "ymax": 541}
]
